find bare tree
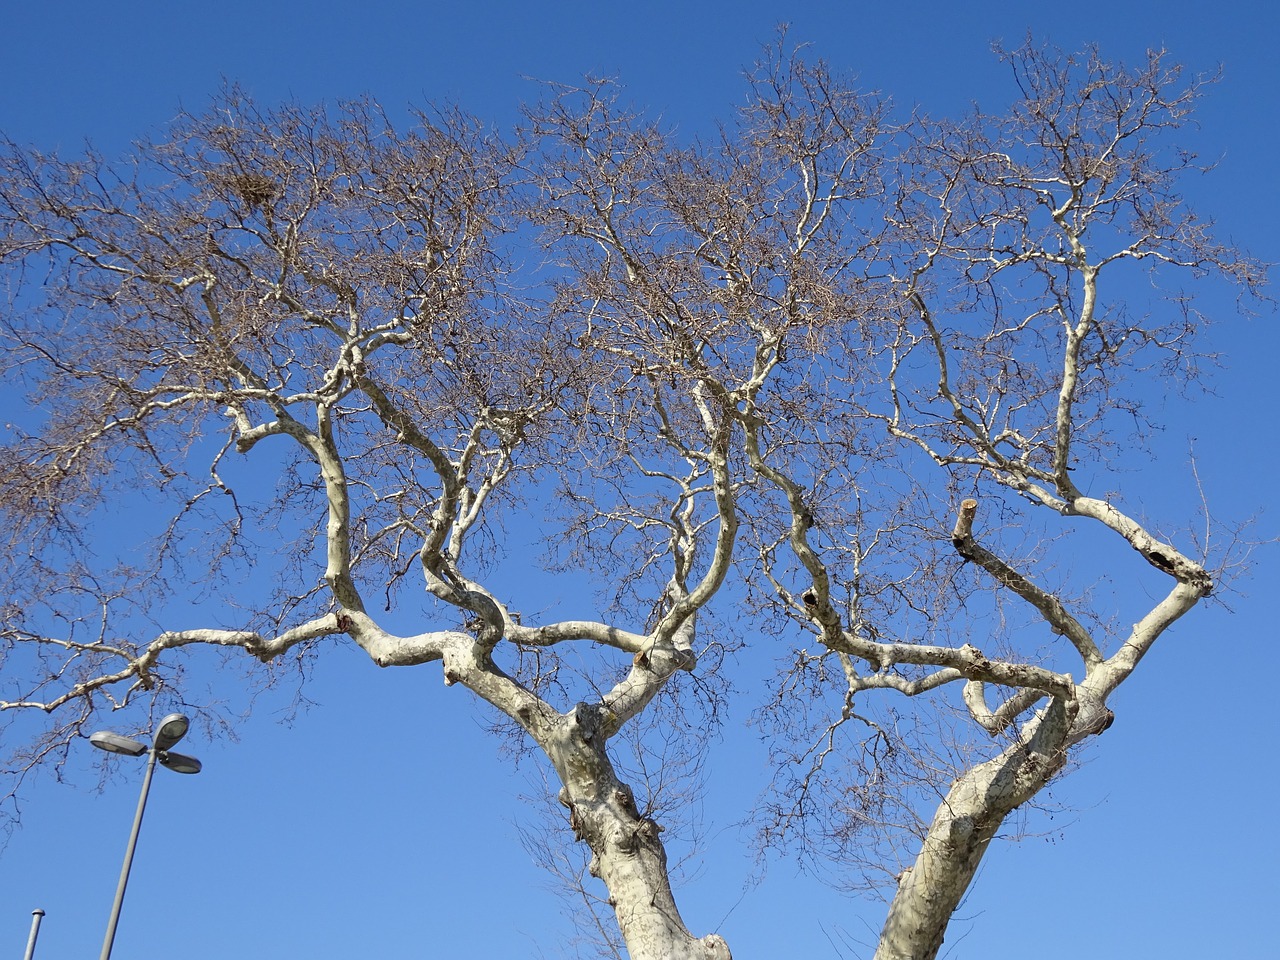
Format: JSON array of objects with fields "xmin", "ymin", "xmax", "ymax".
[
  {"xmin": 0, "ymin": 37, "xmax": 1263, "ymax": 960},
  {"xmin": 737, "ymin": 40, "xmax": 1263, "ymax": 960}
]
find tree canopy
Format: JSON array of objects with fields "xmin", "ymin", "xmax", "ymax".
[{"xmin": 0, "ymin": 37, "xmax": 1265, "ymax": 960}]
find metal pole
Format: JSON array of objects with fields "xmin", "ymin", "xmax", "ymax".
[
  {"xmin": 22, "ymin": 909, "xmax": 44, "ymax": 960},
  {"xmin": 99, "ymin": 748, "xmax": 158, "ymax": 960}
]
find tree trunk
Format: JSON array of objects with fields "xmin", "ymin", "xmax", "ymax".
[
  {"xmin": 874, "ymin": 699, "xmax": 1072, "ymax": 960},
  {"xmin": 550, "ymin": 703, "xmax": 732, "ymax": 960}
]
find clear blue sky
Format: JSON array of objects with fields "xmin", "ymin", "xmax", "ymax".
[{"xmin": 1, "ymin": 2, "xmax": 1276, "ymax": 958}]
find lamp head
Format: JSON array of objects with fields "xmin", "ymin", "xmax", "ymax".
[
  {"xmin": 158, "ymin": 751, "xmax": 202, "ymax": 775},
  {"xmin": 152, "ymin": 714, "xmax": 190, "ymax": 752},
  {"xmin": 89, "ymin": 731, "xmax": 147, "ymax": 757}
]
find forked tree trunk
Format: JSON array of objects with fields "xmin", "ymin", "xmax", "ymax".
[{"xmin": 874, "ymin": 699, "xmax": 1073, "ymax": 960}]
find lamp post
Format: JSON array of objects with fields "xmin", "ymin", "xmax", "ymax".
[{"xmin": 89, "ymin": 713, "xmax": 202, "ymax": 960}]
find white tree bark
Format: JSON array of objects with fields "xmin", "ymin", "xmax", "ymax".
[
  {"xmin": 0, "ymin": 38, "xmax": 1261, "ymax": 960},
  {"xmin": 548, "ymin": 703, "xmax": 731, "ymax": 960},
  {"xmin": 874, "ymin": 699, "xmax": 1073, "ymax": 960}
]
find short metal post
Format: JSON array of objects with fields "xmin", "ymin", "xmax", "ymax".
[{"xmin": 23, "ymin": 909, "xmax": 45, "ymax": 960}]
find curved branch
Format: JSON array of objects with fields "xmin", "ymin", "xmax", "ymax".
[
  {"xmin": 952, "ymin": 498, "xmax": 1102, "ymax": 668},
  {"xmin": 0, "ymin": 615, "xmax": 342, "ymax": 713},
  {"xmin": 962, "ymin": 681, "xmax": 1047, "ymax": 736}
]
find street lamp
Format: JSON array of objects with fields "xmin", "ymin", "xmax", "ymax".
[{"xmin": 89, "ymin": 713, "xmax": 202, "ymax": 960}]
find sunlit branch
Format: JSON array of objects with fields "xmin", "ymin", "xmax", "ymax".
[
  {"xmin": 962, "ymin": 682, "xmax": 1047, "ymax": 736},
  {"xmin": 951, "ymin": 498, "xmax": 1102, "ymax": 668},
  {"xmin": 0, "ymin": 616, "xmax": 342, "ymax": 713}
]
